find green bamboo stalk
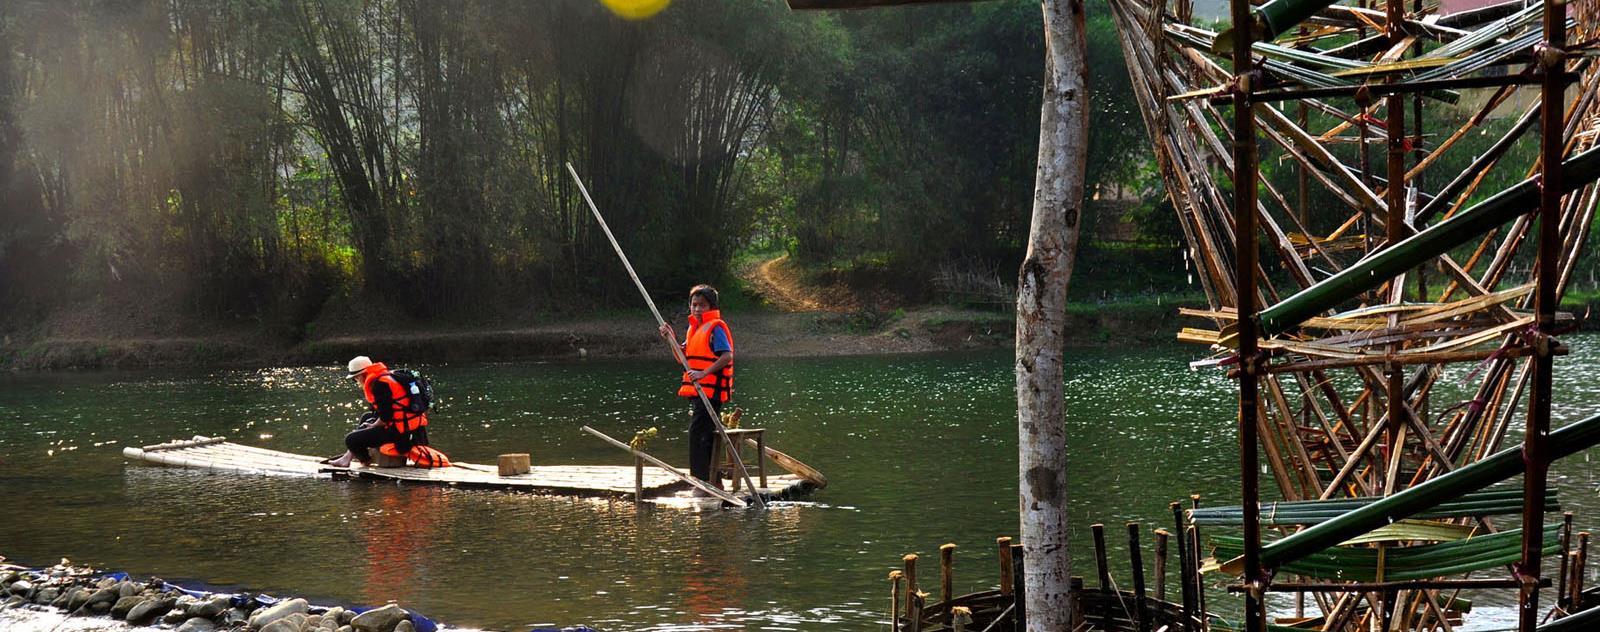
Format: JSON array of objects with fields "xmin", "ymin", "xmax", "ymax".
[
  {"xmin": 1258, "ymin": 146, "xmax": 1600, "ymax": 335},
  {"xmin": 1251, "ymin": 411, "xmax": 1600, "ymax": 571},
  {"xmin": 1192, "ymin": 489, "xmax": 1559, "ymax": 525},
  {"xmin": 1211, "ymin": 0, "xmax": 1339, "ymax": 54},
  {"xmin": 1213, "ymin": 527, "xmax": 1560, "ymax": 581}
]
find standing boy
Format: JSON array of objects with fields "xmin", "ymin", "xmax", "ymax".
[{"xmin": 657, "ymin": 284, "xmax": 734, "ymax": 487}]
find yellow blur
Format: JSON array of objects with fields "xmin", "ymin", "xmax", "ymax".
[{"xmin": 600, "ymin": 0, "xmax": 671, "ymax": 20}]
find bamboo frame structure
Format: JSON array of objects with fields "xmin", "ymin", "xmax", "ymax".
[{"xmin": 1105, "ymin": 0, "xmax": 1600, "ymax": 628}]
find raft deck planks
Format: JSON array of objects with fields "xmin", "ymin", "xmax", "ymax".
[{"xmin": 123, "ymin": 435, "xmax": 812, "ymax": 501}]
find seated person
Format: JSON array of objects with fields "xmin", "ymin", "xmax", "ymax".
[{"xmin": 323, "ymin": 355, "xmax": 429, "ymax": 467}]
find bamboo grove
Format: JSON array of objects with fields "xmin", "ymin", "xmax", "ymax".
[
  {"xmin": 1107, "ymin": 0, "xmax": 1600, "ymax": 628},
  {"xmin": 0, "ymin": 0, "xmax": 1158, "ymax": 330}
]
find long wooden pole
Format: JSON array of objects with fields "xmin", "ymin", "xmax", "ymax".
[
  {"xmin": 1227, "ymin": 0, "xmax": 1265, "ymax": 625},
  {"xmin": 566, "ymin": 163, "xmax": 765, "ymax": 509},
  {"xmin": 1519, "ymin": 0, "xmax": 1565, "ymax": 625},
  {"xmin": 580, "ymin": 426, "xmax": 745, "ymax": 507}
]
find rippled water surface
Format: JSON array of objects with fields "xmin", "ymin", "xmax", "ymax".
[{"xmin": 3, "ymin": 336, "xmax": 1599, "ymax": 631}]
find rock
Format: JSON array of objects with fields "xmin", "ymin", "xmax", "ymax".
[
  {"xmin": 336, "ymin": 609, "xmax": 355, "ymax": 625},
  {"xmin": 82, "ymin": 587, "xmax": 118, "ymax": 611},
  {"xmin": 164, "ymin": 606, "xmax": 191, "ymax": 625},
  {"xmin": 170, "ymin": 595, "xmax": 199, "ymax": 617},
  {"xmin": 337, "ymin": 626, "xmax": 353, "ymax": 632},
  {"xmin": 320, "ymin": 617, "xmax": 341, "ymax": 631},
  {"xmin": 88, "ymin": 599, "xmax": 111, "ymax": 614},
  {"xmin": 111, "ymin": 595, "xmax": 146, "ymax": 619},
  {"xmin": 304, "ymin": 613, "xmax": 325, "ymax": 629},
  {"xmin": 176, "ymin": 617, "xmax": 219, "ymax": 632},
  {"xmin": 34, "ymin": 587, "xmax": 59, "ymax": 605},
  {"xmin": 190, "ymin": 595, "xmax": 231, "ymax": 619},
  {"xmin": 223, "ymin": 605, "xmax": 251, "ymax": 626},
  {"xmin": 350, "ymin": 604, "xmax": 409, "ymax": 632},
  {"xmin": 51, "ymin": 589, "xmax": 72, "ymax": 609},
  {"xmin": 248, "ymin": 597, "xmax": 310, "ymax": 629},
  {"xmin": 127, "ymin": 596, "xmax": 175, "ymax": 624},
  {"xmin": 117, "ymin": 580, "xmax": 143, "ymax": 597},
  {"xmin": 394, "ymin": 621, "xmax": 415, "ymax": 632},
  {"xmin": 322, "ymin": 607, "xmax": 346, "ymax": 625},
  {"xmin": 257, "ymin": 612, "xmax": 307, "ymax": 632},
  {"xmin": 7, "ymin": 580, "xmax": 32, "ymax": 595},
  {"xmin": 0, "ymin": 571, "xmax": 17, "ymax": 586},
  {"xmin": 64, "ymin": 587, "xmax": 89, "ymax": 610},
  {"xmin": 95, "ymin": 577, "xmax": 117, "ymax": 590}
]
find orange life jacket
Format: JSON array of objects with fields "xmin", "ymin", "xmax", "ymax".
[
  {"xmin": 677, "ymin": 309, "xmax": 733, "ymax": 402},
  {"xmin": 379, "ymin": 443, "xmax": 452, "ymax": 468},
  {"xmin": 358, "ymin": 362, "xmax": 428, "ymax": 433}
]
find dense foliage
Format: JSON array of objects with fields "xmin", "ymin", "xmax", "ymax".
[{"xmin": 0, "ymin": 0, "xmax": 1152, "ymax": 331}]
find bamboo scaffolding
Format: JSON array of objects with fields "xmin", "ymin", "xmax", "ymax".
[{"xmin": 1103, "ymin": 0, "xmax": 1600, "ymax": 627}]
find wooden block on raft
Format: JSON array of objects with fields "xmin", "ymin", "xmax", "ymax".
[
  {"xmin": 498, "ymin": 453, "xmax": 531, "ymax": 476},
  {"xmin": 367, "ymin": 449, "xmax": 407, "ymax": 468}
]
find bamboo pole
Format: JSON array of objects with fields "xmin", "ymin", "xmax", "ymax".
[
  {"xmin": 741, "ymin": 438, "xmax": 826, "ymax": 488},
  {"xmin": 903, "ymin": 553, "xmax": 919, "ymax": 623},
  {"xmin": 1154, "ymin": 529, "xmax": 1170, "ymax": 602},
  {"xmin": 940, "ymin": 543, "xmax": 956, "ymax": 624},
  {"xmin": 566, "ymin": 164, "xmax": 764, "ymax": 508},
  {"xmin": 1519, "ymin": 2, "xmax": 1566, "ymax": 626},
  {"xmin": 634, "ymin": 455, "xmax": 644, "ymax": 503},
  {"xmin": 579, "ymin": 426, "xmax": 745, "ymax": 506},
  {"xmin": 1575, "ymin": 532, "xmax": 1589, "ymax": 610},
  {"xmin": 1258, "ymin": 147, "xmax": 1600, "ymax": 335},
  {"xmin": 1171, "ymin": 502, "xmax": 1195, "ymax": 631},
  {"xmin": 890, "ymin": 570, "xmax": 903, "ymax": 632},
  {"xmin": 1561, "ymin": 512, "xmax": 1575, "ymax": 611},
  {"xmin": 1093, "ymin": 523, "xmax": 1112, "ymax": 592},
  {"xmin": 997, "ymin": 537, "xmax": 1015, "ymax": 597},
  {"xmin": 1129, "ymin": 522, "xmax": 1151, "ymax": 632},
  {"xmin": 1242, "ymin": 410, "xmax": 1600, "ymax": 573}
]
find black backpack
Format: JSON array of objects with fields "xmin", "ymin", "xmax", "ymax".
[{"xmin": 389, "ymin": 369, "xmax": 434, "ymax": 414}]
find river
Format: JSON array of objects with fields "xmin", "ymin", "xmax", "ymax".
[{"xmin": 3, "ymin": 336, "xmax": 1600, "ymax": 630}]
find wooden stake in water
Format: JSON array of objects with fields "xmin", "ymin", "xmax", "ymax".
[
  {"xmin": 997, "ymin": 537, "xmax": 1015, "ymax": 597},
  {"xmin": 890, "ymin": 570, "xmax": 904, "ymax": 632},
  {"xmin": 903, "ymin": 553, "xmax": 920, "ymax": 622},
  {"xmin": 566, "ymin": 163, "xmax": 764, "ymax": 508},
  {"xmin": 940, "ymin": 543, "xmax": 956, "ymax": 624}
]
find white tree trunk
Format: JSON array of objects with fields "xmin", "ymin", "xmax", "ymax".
[{"xmin": 1016, "ymin": 0, "xmax": 1088, "ymax": 630}]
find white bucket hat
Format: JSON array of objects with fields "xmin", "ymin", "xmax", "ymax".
[{"xmin": 346, "ymin": 355, "xmax": 373, "ymax": 376}]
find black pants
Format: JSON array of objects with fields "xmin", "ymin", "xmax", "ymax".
[
  {"xmin": 344, "ymin": 425, "xmax": 397, "ymax": 463},
  {"xmin": 687, "ymin": 397, "xmax": 723, "ymax": 484},
  {"xmin": 344, "ymin": 424, "xmax": 427, "ymax": 463}
]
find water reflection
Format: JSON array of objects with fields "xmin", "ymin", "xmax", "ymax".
[
  {"xmin": 0, "ymin": 337, "xmax": 1596, "ymax": 630},
  {"xmin": 358, "ymin": 486, "xmax": 448, "ymax": 606}
]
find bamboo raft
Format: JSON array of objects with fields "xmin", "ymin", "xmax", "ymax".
[{"xmin": 123, "ymin": 436, "xmax": 815, "ymax": 503}]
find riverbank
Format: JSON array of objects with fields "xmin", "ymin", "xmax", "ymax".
[
  {"xmin": 0, "ymin": 557, "xmax": 467, "ymax": 632},
  {"xmin": 9, "ymin": 293, "xmax": 1599, "ymax": 371},
  {"xmin": 0, "ymin": 300, "xmax": 1195, "ymax": 371}
]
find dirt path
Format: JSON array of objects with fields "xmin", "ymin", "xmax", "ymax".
[{"xmin": 743, "ymin": 254, "xmax": 827, "ymax": 312}]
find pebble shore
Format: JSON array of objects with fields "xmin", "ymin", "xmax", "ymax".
[{"xmin": 0, "ymin": 558, "xmax": 432, "ymax": 632}]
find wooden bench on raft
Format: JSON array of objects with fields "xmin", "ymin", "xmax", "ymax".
[{"xmin": 712, "ymin": 428, "xmax": 767, "ymax": 491}]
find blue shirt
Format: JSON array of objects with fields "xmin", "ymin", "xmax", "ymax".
[{"xmin": 710, "ymin": 326, "xmax": 731, "ymax": 354}]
